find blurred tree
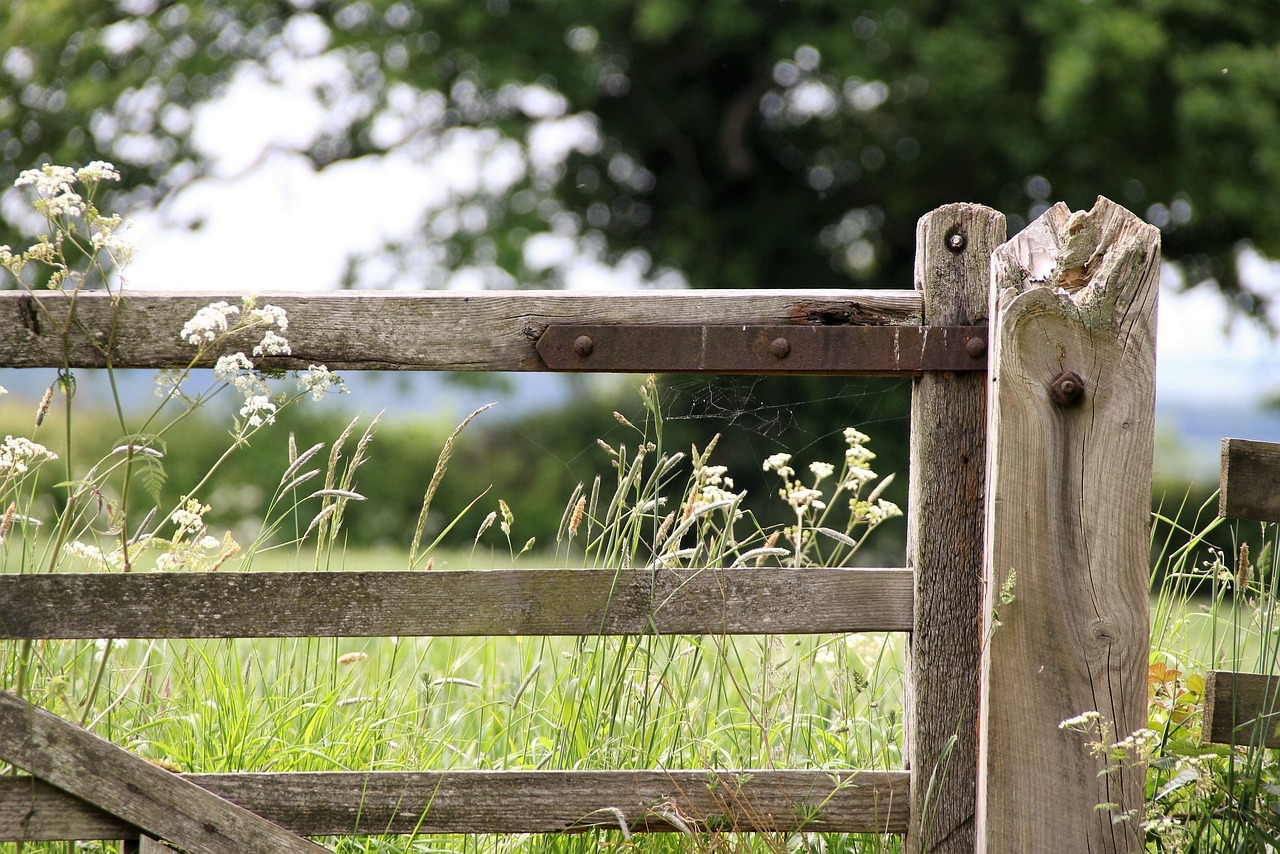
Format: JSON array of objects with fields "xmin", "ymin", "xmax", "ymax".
[{"xmin": 1, "ymin": 0, "xmax": 1278, "ymax": 313}]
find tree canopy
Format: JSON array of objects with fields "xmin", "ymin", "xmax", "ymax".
[{"xmin": 2, "ymin": 0, "xmax": 1278, "ymax": 313}]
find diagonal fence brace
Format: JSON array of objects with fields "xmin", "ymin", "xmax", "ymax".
[{"xmin": 0, "ymin": 690, "xmax": 328, "ymax": 853}]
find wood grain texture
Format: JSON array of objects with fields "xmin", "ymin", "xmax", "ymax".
[
  {"xmin": 1220, "ymin": 438, "xmax": 1280, "ymax": 523},
  {"xmin": 0, "ymin": 568, "xmax": 914, "ymax": 639},
  {"xmin": 976, "ymin": 197, "xmax": 1159, "ymax": 853},
  {"xmin": 0, "ymin": 289, "xmax": 922, "ymax": 371},
  {"xmin": 0, "ymin": 769, "xmax": 910, "ymax": 840},
  {"xmin": 0, "ymin": 691, "xmax": 326, "ymax": 853},
  {"xmin": 1202, "ymin": 670, "xmax": 1280, "ymax": 748},
  {"xmin": 905, "ymin": 203, "xmax": 1006, "ymax": 854}
]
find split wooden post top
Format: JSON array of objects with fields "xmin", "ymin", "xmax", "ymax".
[{"xmin": 976, "ymin": 197, "xmax": 1160, "ymax": 852}]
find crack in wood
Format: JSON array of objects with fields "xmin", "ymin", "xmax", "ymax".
[{"xmin": 17, "ymin": 295, "xmax": 40, "ymax": 336}]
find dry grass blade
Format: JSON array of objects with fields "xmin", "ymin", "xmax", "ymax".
[{"xmin": 409, "ymin": 402, "xmax": 496, "ymax": 567}]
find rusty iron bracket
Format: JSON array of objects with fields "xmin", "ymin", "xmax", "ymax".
[{"xmin": 536, "ymin": 324, "xmax": 988, "ymax": 375}]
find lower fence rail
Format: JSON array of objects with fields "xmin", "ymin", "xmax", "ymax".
[{"xmin": 0, "ymin": 769, "xmax": 910, "ymax": 842}]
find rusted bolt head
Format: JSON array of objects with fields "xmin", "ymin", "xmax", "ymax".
[
  {"xmin": 573, "ymin": 335, "xmax": 594, "ymax": 357},
  {"xmin": 770, "ymin": 337, "xmax": 791, "ymax": 359},
  {"xmin": 1050, "ymin": 370, "xmax": 1085, "ymax": 407},
  {"xmin": 965, "ymin": 336, "xmax": 986, "ymax": 359},
  {"xmin": 946, "ymin": 230, "xmax": 966, "ymax": 253}
]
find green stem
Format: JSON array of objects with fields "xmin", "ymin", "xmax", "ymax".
[{"xmin": 80, "ymin": 639, "xmax": 114, "ymax": 727}]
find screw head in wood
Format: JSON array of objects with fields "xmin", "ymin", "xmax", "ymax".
[
  {"xmin": 945, "ymin": 230, "xmax": 967, "ymax": 253},
  {"xmin": 770, "ymin": 337, "xmax": 791, "ymax": 359},
  {"xmin": 573, "ymin": 335, "xmax": 594, "ymax": 357},
  {"xmin": 1050, "ymin": 370, "xmax": 1085, "ymax": 407}
]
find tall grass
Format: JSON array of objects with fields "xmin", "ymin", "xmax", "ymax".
[
  {"xmin": 8, "ymin": 164, "xmax": 1278, "ymax": 853},
  {"xmin": 1143, "ymin": 495, "xmax": 1280, "ymax": 851},
  {"xmin": 0, "ymin": 168, "xmax": 909, "ymax": 854}
]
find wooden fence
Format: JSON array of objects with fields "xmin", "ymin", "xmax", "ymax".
[
  {"xmin": 0, "ymin": 197, "xmax": 1160, "ymax": 853},
  {"xmin": 1200, "ymin": 438, "xmax": 1280, "ymax": 750}
]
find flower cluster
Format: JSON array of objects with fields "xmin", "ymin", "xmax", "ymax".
[
  {"xmin": 170, "ymin": 496, "xmax": 211, "ymax": 538},
  {"xmin": 0, "ymin": 435, "xmax": 58, "ymax": 476},
  {"xmin": 2, "ymin": 161, "xmax": 134, "ymax": 285},
  {"xmin": 761, "ymin": 427, "xmax": 901, "ymax": 566},
  {"xmin": 63, "ymin": 540, "xmax": 125, "ymax": 570},
  {"xmin": 176, "ymin": 296, "xmax": 343, "ymax": 431},
  {"xmin": 297, "ymin": 365, "xmax": 347, "ymax": 401},
  {"xmin": 691, "ymin": 462, "xmax": 739, "ymax": 508},
  {"xmin": 181, "ymin": 301, "xmax": 241, "ymax": 347}
]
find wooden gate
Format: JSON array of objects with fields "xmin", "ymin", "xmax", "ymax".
[{"xmin": 0, "ymin": 197, "xmax": 1159, "ymax": 852}]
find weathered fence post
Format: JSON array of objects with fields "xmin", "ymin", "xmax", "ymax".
[
  {"xmin": 976, "ymin": 197, "xmax": 1159, "ymax": 851},
  {"xmin": 907, "ymin": 202, "xmax": 1005, "ymax": 853}
]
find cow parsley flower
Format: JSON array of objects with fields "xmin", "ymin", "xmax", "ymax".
[
  {"xmin": 170, "ymin": 496, "xmax": 211, "ymax": 537},
  {"xmin": 240, "ymin": 394, "xmax": 278, "ymax": 427},
  {"xmin": 180, "ymin": 301, "xmax": 240, "ymax": 347},
  {"xmin": 253, "ymin": 330, "xmax": 291, "ymax": 357},
  {"xmin": 0, "ymin": 435, "xmax": 58, "ymax": 475},
  {"xmin": 75, "ymin": 161, "xmax": 121, "ymax": 183},
  {"xmin": 297, "ymin": 365, "xmax": 347, "ymax": 401}
]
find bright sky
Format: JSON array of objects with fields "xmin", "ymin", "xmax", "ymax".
[{"xmin": 117, "ymin": 47, "xmax": 1280, "ymax": 442}]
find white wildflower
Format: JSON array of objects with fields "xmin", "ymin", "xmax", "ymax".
[
  {"xmin": 37, "ymin": 190, "xmax": 85, "ymax": 218},
  {"xmin": 213, "ymin": 352, "xmax": 255, "ymax": 381},
  {"xmin": 197, "ymin": 535, "xmax": 220, "ymax": 550},
  {"xmin": 809, "ymin": 461, "xmax": 835, "ymax": 483},
  {"xmin": 75, "ymin": 161, "xmax": 121, "ymax": 183},
  {"xmin": 0, "ymin": 435, "xmax": 58, "ymax": 474},
  {"xmin": 15, "ymin": 165, "xmax": 86, "ymax": 219},
  {"xmin": 15, "ymin": 163, "xmax": 76, "ymax": 196},
  {"xmin": 783, "ymin": 485, "xmax": 825, "ymax": 512},
  {"xmin": 24, "ymin": 239, "xmax": 58, "ymax": 266},
  {"xmin": 91, "ymin": 229, "xmax": 136, "ymax": 268},
  {"xmin": 154, "ymin": 369, "xmax": 186, "ymax": 399},
  {"xmin": 239, "ymin": 394, "xmax": 277, "ymax": 427},
  {"xmin": 180, "ymin": 301, "xmax": 240, "ymax": 347},
  {"xmin": 249, "ymin": 303, "xmax": 288, "ymax": 331},
  {"xmin": 0, "ymin": 245, "xmax": 18, "ymax": 276},
  {"xmin": 1058, "ymin": 710, "xmax": 1102, "ymax": 730},
  {"xmin": 170, "ymin": 496, "xmax": 210, "ymax": 536},
  {"xmin": 297, "ymin": 365, "xmax": 347, "ymax": 401},
  {"xmin": 845, "ymin": 443, "xmax": 876, "ymax": 464},
  {"xmin": 763, "ymin": 452, "xmax": 794, "ymax": 478},
  {"xmin": 843, "ymin": 427, "xmax": 870, "ymax": 445},
  {"xmin": 253, "ymin": 330, "xmax": 291, "ymax": 357},
  {"xmin": 844, "ymin": 466, "xmax": 877, "ymax": 489},
  {"xmin": 64, "ymin": 541, "xmax": 106, "ymax": 564}
]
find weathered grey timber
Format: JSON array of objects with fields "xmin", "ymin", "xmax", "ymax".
[
  {"xmin": 0, "ymin": 769, "xmax": 910, "ymax": 840},
  {"xmin": 977, "ymin": 197, "xmax": 1159, "ymax": 852},
  {"xmin": 1201, "ymin": 670, "xmax": 1280, "ymax": 749},
  {"xmin": 1219, "ymin": 438, "xmax": 1280, "ymax": 523},
  {"xmin": 905, "ymin": 203, "xmax": 1006, "ymax": 854},
  {"xmin": 0, "ymin": 691, "xmax": 326, "ymax": 853},
  {"xmin": 0, "ymin": 568, "xmax": 913, "ymax": 639},
  {"xmin": 0, "ymin": 289, "xmax": 921, "ymax": 370}
]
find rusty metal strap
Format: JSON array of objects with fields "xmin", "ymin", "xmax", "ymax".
[{"xmin": 536, "ymin": 324, "xmax": 987, "ymax": 375}]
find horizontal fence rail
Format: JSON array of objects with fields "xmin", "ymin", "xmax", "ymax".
[
  {"xmin": 0, "ymin": 289, "xmax": 989, "ymax": 375},
  {"xmin": 1219, "ymin": 437, "xmax": 1280, "ymax": 523},
  {"xmin": 1202, "ymin": 438, "xmax": 1280, "ymax": 749},
  {"xmin": 1202, "ymin": 670, "xmax": 1280, "ymax": 749},
  {"xmin": 0, "ymin": 568, "xmax": 914, "ymax": 639},
  {"xmin": 0, "ymin": 770, "xmax": 910, "ymax": 840}
]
